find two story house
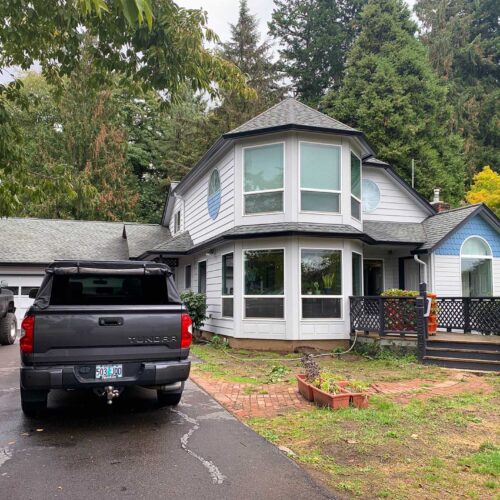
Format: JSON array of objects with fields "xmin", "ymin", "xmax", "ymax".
[{"xmin": 133, "ymin": 98, "xmax": 500, "ymax": 350}]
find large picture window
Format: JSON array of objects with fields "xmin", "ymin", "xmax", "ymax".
[
  {"xmin": 244, "ymin": 249, "xmax": 284, "ymax": 318},
  {"xmin": 243, "ymin": 144, "xmax": 284, "ymax": 214},
  {"xmin": 222, "ymin": 253, "xmax": 234, "ymax": 317},
  {"xmin": 351, "ymin": 152, "xmax": 361, "ymax": 220},
  {"xmin": 301, "ymin": 249, "xmax": 342, "ymax": 319},
  {"xmin": 300, "ymin": 143, "xmax": 340, "ymax": 213},
  {"xmin": 461, "ymin": 237, "xmax": 493, "ymax": 296}
]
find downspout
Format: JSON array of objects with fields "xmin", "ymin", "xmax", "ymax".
[{"xmin": 413, "ymin": 254, "xmax": 427, "ymax": 285}]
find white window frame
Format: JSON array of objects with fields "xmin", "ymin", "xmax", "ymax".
[
  {"xmin": 299, "ymin": 247, "xmax": 344, "ymax": 321},
  {"xmin": 299, "ymin": 140, "xmax": 342, "ymax": 214},
  {"xmin": 350, "ymin": 151, "xmax": 362, "ymax": 221},
  {"xmin": 197, "ymin": 259, "xmax": 207, "ymax": 295},
  {"xmin": 352, "ymin": 251, "xmax": 364, "ymax": 296},
  {"xmin": 460, "ymin": 235, "xmax": 493, "ymax": 297},
  {"xmin": 221, "ymin": 251, "xmax": 234, "ymax": 318},
  {"xmin": 242, "ymin": 142, "xmax": 285, "ymax": 217},
  {"xmin": 242, "ymin": 247, "xmax": 286, "ymax": 320}
]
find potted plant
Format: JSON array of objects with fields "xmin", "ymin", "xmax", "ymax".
[
  {"xmin": 427, "ymin": 293, "xmax": 438, "ymax": 335},
  {"xmin": 322, "ymin": 274, "xmax": 334, "ymax": 295},
  {"xmin": 343, "ymin": 380, "xmax": 370, "ymax": 408},
  {"xmin": 297, "ymin": 355, "xmax": 319, "ymax": 401},
  {"xmin": 381, "ymin": 289, "xmax": 418, "ymax": 332},
  {"xmin": 313, "ymin": 282, "xmax": 321, "ymax": 295},
  {"xmin": 312, "ymin": 377, "xmax": 351, "ymax": 409}
]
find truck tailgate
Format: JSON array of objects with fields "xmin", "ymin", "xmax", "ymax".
[{"xmin": 32, "ymin": 306, "xmax": 183, "ymax": 365}]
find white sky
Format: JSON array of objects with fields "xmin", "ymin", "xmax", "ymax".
[{"xmin": 0, "ymin": 0, "xmax": 417, "ymax": 84}]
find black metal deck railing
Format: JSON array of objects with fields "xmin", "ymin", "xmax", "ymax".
[{"xmin": 350, "ymin": 296, "xmax": 500, "ymax": 336}]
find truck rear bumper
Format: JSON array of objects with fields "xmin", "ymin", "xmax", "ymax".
[{"xmin": 20, "ymin": 359, "xmax": 191, "ymax": 391}]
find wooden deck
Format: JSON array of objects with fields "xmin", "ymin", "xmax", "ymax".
[{"xmin": 353, "ymin": 330, "xmax": 500, "ymax": 344}]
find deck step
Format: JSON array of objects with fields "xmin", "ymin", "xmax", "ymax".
[
  {"xmin": 427, "ymin": 340, "xmax": 500, "ymax": 352},
  {"xmin": 425, "ymin": 347, "xmax": 500, "ymax": 361},
  {"xmin": 423, "ymin": 355, "xmax": 500, "ymax": 372}
]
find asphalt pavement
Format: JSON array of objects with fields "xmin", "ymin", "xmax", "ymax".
[{"xmin": 0, "ymin": 343, "xmax": 332, "ymax": 499}]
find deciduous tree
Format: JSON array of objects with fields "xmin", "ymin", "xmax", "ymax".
[{"xmin": 466, "ymin": 166, "xmax": 500, "ymax": 216}]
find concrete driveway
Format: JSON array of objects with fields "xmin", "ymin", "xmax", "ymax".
[{"xmin": 0, "ymin": 344, "xmax": 332, "ymax": 499}]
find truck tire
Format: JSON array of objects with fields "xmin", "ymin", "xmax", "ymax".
[
  {"xmin": 157, "ymin": 390, "xmax": 182, "ymax": 407},
  {"xmin": 21, "ymin": 389, "xmax": 48, "ymax": 417},
  {"xmin": 0, "ymin": 312, "xmax": 17, "ymax": 345}
]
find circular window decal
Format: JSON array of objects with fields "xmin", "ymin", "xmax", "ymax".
[
  {"xmin": 362, "ymin": 179, "xmax": 380, "ymax": 213},
  {"xmin": 207, "ymin": 170, "xmax": 221, "ymax": 220}
]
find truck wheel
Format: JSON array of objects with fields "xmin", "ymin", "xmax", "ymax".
[
  {"xmin": 0, "ymin": 313, "xmax": 17, "ymax": 345},
  {"xmin": 21, "ymin": 389, "xmax": 48, "ymax": 417},
  {"xmin": 157, "ymin": 390, "xmax": 182, "ymax": 407}
]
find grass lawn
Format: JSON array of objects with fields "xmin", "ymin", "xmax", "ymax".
[{"xmin": 191, "ymin": 343, "xmax": 500, "ymax": 499}]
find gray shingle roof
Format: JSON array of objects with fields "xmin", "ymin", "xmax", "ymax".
[
  {"xmin": 124, "ymin": 223, "xmax": 171, "ymax": 259},
  {"xmin": 225, "ymin": 98, "xmax": 359, "ymax": 136},
  {"xmin": 228, "ymin": 222, "xmax": 363, "ymax": 237},
  {"xmin": 0, "ymin": 218, "xmax": 129, "ymax": 263},
  {"xmin": 420, "ymin": 204, "xmax": 482, "ymax": 251},
  {"xmin": 152, "ymin": 231, "xmax": 194, "ymax": 253},
  {"xmin": 364, "ymin": 221, "xmax": 426, "ymax": 244},
  {"xmin": 363, "ymin": 157, "xmax": 390, "ymax": 167}
]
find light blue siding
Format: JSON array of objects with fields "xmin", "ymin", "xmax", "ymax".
[{"xmin": 434, "ymin": 215, "xmax": 500, "ymax": 257}]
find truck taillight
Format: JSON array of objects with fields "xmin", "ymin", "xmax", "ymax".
[
  {"xmin": 20, "ymin": 315, "xmax": 35, "ymax": 354},
  {"xmin": 181, "ymin": 313, "xmax": 193, "ymax": 349}
]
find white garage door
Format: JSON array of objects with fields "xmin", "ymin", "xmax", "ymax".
[{"xmin": 0, "ymin": 274, "xmax": 44, "ymax": 324}]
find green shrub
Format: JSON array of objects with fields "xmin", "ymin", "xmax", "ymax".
[
  {"xmin": 209, "ymin": 334, "xmax": 229, "ymax": 350},
  {"xmin": 180, "ymin": 290, "xmax": 207, "ymax": 332}
]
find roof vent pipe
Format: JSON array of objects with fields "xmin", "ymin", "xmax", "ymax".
[{"xmin": 433, "ymin": 188, "xmax": 440, "ymax": 203}]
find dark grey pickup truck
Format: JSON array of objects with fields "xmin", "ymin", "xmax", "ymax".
[
  {"xmin": 20, "ymin": 261, "xmax": 192, "ymax": 416},
  {"xmin": 0, "ymin": 283, "xmax": 17, "ymax": 345}
]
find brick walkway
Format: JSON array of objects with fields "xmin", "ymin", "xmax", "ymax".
[{"xmin": 190, "ymin": 371, "xmax": 493, "ymax": 419}]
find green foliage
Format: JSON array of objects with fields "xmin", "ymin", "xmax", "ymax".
[
  {"xmin": 415, "ymin": 0, "xmax": 499, "ymax": 178},
  {"xmin": 301, "ymin": 354, "xmax": 320, "ymax": 382},
  {"xmin": 267, "ymin": 364, "xmax": 291, "ymax": 384},
  {"xmin": 208, "ymin": 335, "xmax": 229, "ymax": 350},
  {"xmin": 269, "ymin": 0, "xmax": 367, "ymax": 104},
  {"xmin": 322, "ymin": 0, "xmax": 466, "ymax": 204},
  {"xmin": 459, "ymin": 443, "xmax": 500, "ymax": 477},
  {"xmin": 465, "ymin": 166, "xmax": 500, "ymax": 216},
  {"xmin": 180, "ymin": 290, "xmax": 207, "ymax": 332},
  {"xmin": 381, "ymin": 289, "xmax": 419, "ymax": 297}
]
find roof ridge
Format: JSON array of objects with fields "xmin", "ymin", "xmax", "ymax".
[
  {"xmin": 428, "ymin": 204, "xmax": 482, "ymax": 217},
  {"xmin": 0, "ymin": 217, "xmax": 128, "ymax": 225},
  {"xmin": 228, "ymin": 98, "xmax": 293, "ymax": 132}
]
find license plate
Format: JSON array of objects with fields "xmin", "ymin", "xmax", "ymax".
[{"xmin": 95, "ymin": 364, "xmax": 123, "ymax": 380}]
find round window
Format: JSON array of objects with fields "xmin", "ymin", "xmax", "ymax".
[
  {"xmin": 362, "ymin": 179, "xmax": 380, "ymax": 213},
  {"xmin": 207, "ymin": 170, "xmax": 221, "ymax": 220}
]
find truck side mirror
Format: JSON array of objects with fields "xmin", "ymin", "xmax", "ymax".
[{"xmin": 29, "ymin": 288, "xmax": 39, "ymax": 299}]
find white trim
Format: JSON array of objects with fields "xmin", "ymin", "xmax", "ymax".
[
  {"xmin": 221, "ymin": 251, "xmax": 234, "ymax": 318},
  {"xmin": 299, "ymin": 247, "xmax": 344, "ymax": 321},
  {"xmin": 460, "ymin": 236, "xmax": 493, "ymax": 296},
  {"xmin": 242, "ymin": 142, "xmax": 285, "ymax": 216},
  {"xmin": 298, "ymin": 140, "xmax": 342, "ymax": 214},
  {"xmin": 352, "ymin": 251, "xmax": 364, "ymax": 296},
  {"xmin": 242, "ymin": 247, "xmax": 286, "ymax": 320},
  {"xmin": 350, "ymin": 151, "xmax": 362, "ymax": 221}
]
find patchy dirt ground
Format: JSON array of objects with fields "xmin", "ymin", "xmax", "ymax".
[{"xmin": 191, "ymin": 344, "xmax": 500, "ymax": 499}]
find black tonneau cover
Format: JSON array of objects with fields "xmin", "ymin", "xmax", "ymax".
[{"xmin": 34, "ymin": 260, "xmax": 181, "ymax": 308}]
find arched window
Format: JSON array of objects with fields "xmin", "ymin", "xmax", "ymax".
[
  {"xmin": 207, "ymin": 169, "xmax": 221, "ymax": 220},
  {"xmin": 461, "ymin": 236, "xmax": 493, "ymax": 296}
]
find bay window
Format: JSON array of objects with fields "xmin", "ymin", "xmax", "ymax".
[
  {"xmin": 243, "ymin": 143, "xmax": 284, "ymax": 214},
  {"xmin": 222, "ymin": 253, "xmax": 234, "ymax": 317},
  {"xmin": 300, "ymin": 142, "xmax": 340, "ymax": 213},
  {"xmin": 461, "ymin": 237, "xmax": 493, "ymax": 296},
  {"xmin": 351, "ymin": 152, "xmax": 361, "ymax": 220},
  {"xmin": 301, "ymin": 249, "xmax": 342, "ymax": 318},
  {"xmin": 244, "ymin": 249, "xmax": 284, "ymax": 318}
]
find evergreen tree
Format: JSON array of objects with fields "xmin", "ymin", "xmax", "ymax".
[
  {"xmin": 322, "ymin": 0, "xmax": 466, "ymax": 204},
  {"xmin": 415, "ymin": 0, "xmax": 499, "ymax": 177},
  {"xmin": 207, "ymin": 0, "xmax": 283, "ymax": 140},
  {"xmin": 269, "ymin": 0, "xmax": 367, "ymax": 105}
]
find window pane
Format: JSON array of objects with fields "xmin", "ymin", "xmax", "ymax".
[
  {"xmin": 244, "ymin": 250, "xmax": 284, "ymax": 295},
  {"xmin": 461, "ymin": 258, "xmax": 492, "ymax": 296},
  {"xmin": 21, "ymin": 286, "xmax": 38, "ymax": 296},
  {"xmin": 245, "ymin": 191, "xmax": 283, "ymax": 214},
  {"xmin": 301, "ymin": 250, "xmax": 341, "ymax": 295},
  {"xmin": 302, "ymin": 298, "xmax": 342, "ymax": 318},
  {"xmin": 362, "ymin": 179, "xmax": 380, "ymax": 212},
  {"xmin": 185, "ymin": 265, "xmax": 191, "ymax": 290},
  {"xmin": 352, "ymin": 253, "xmax": 362, "ymax": 296},
  {"xmin": 222, "ymin": 254, "xmax": 234, "ymax": 295},
  {"xmin": 462, "ymin": 237, "xmax": 491, "ymax": 257},
  {"xmin": 244, "ymin": 144, "xmax": 284, "ymax": 192},
  {"xmin": 2, "ymin": 286, "xmax": 19, "ymax": 295},
  {"xmin": 300, "ymin": 143, "xmax": 340, "ymax": 191},
  {"xmin": 198, "ymin": 261, "xmax": 206, "ymax": 294},
  {"xmin": 245, "ymin": 298, "xmax": 284, "ymax": 318},
  {"xmin": 222, "ymin": 297, "xmax": 234, "ymax": 317},
  {"xmin": 351, "ymin": 197, "xmax": 361, "ymax": 220},
  {"xmin": 301, "ymin": 191, "xmax": 339, "ymax": 212},
  {"xmin": 351, "ymin": 153, "xmax": 361, "ymax": 198}
]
